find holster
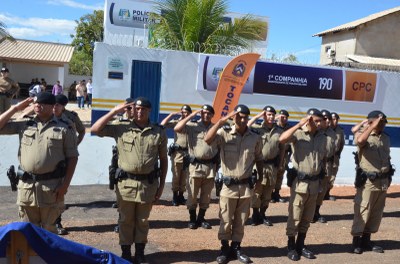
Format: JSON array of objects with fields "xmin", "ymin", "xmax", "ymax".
[
  {"xmin": 286, "ymin": 168, "xmax": 297, "ymax": 187},
  {"xmin": 7, "ymin": 165, "xmax": 18, "ymax": 192},
  {"xmin": 108, "ymin": 145, "xmax": 119, "ymax": 190},
  {"xmin": 248, "ymin": 170, "xmax": 258, "ymax": 189},
  {"xmin": 215, "ymin": 173, "xmax": 223, "ymax": 197},
  {"xmin": 354, "ymin": 167, "xmax": 367, "ymax": 188}
]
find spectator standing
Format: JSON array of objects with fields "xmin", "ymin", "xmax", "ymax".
[
  {"xmin": 69, "ymin": 81, "xmax": 77, "ymax": 101},
  {"xmin": 52, "ymin": 81, "xmax": 63, "ymax": 96},
  {"xmin": 0, "ymin": 67, "xmax": 20, "ymax": 114},
  {"xmin": 86, "ymin": 79, "xmax": 93, "ymax": 108},
  {"xmin": 76, "ymin": 80, "xmax": 86, "ymax": 109}
]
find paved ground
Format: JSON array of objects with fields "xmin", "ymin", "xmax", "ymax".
[{"xmin": 1, "ymin": 184, "xmax": 399, "ymax": 264}]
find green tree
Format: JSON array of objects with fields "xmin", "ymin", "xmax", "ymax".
[
  {"xmin": 0, "ymin": 21, "xmax": 14, "ymax": 40},
  {"xmin": 69, "ymin": 10, "xmax": 104, "ymax": 75},
  {"xmin": 149, "ymin": 0, "xmax": 266, "ymax": 55},
  {"xmin": 269, "ymin": 53, "xmax": 299, "ymax": 63}
]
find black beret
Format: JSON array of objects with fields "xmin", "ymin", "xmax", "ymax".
[
  {"xmin": 307, "ymin": 108, "xmax": 323, "ymax": 119},
  {"xmin": 202, "ymin": 104, "xmax": 215, "ymax": 115},
  {"xmin": 331, "ymin": 112, "xmax": 340, "ymax": 119},
  {"xmin": 367, "ymin": 110, "xmax": 387, "ymax": 122},
  {"xmin": 126, "ymin": 97, "xmax": 134, "ymax": 104},
  {"xmin": 181, "ymin": 105, "xmax": 192, "ymax": 113},
  {"xmin": 234, "ymin": 104, "xmax": 250, "ymax": 115},
  {"xmin": 134, "ymin": 97, "xmax": 151, "ymax": 108},
  {"xmin": 263, "ymin": 105, "xmax": 276, "ymax": 114},
  {"xmin": 1, "ymin": 67, "xmax": 9, "ymax": 72},
  {"xmin": 279, "ymin": 109, "xmax": 289, "ymax": 117},
  {"xmin": 35, "ymin": 92, "xmax": 55, "ymax": 105},
  {"xmin": 321, "ymin": 109, "xmax": 332, "ymax": 120},
  {"xmin": 55, "ymin": 94, "xmax": 68, "ymax": 106}
]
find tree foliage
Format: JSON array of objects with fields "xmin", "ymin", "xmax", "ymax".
[
  {"xmin": 149, "ymin": 0, "xmax": 267, "ymax": 55},
  {"xmin": 0, "ymin": 21, "xmax": 14, "ymax": 41},
  {"xmin": 270, "ymin": 53, "xmax": 299, "ymax": 63},
  {"xmin": 69, "ymin": 10, "xmax": 104, "ymax": 75}
]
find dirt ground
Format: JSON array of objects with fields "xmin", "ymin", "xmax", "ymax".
[
  {"xmin": 2, "ymin": 105, "xmax": 400, "ymax": 263},
  {"xmin": 0, "ymin": 184, "xmax": 399, "ymax": 264}
]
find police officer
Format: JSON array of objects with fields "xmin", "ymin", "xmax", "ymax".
[
  {"xmin": 204, "ymin": 105, "xmax": 263, "ymax": 264},
  {"xmin": 174, "ymin": 104, "xmax": 219, "ymax": 230},
  {"xmin": 91, "ymin": 97, "xmax": 168, "ymax": 263},
  {"xmin": 0, "ymin": 93, "xmax": 79, "ymax": 233},
  {"xmin": 247, "ymin": 106, "xmax": 284, "ymax": 226},
  {"xmin": 0, "ymin": 67, "xmax": 20, "ymax": 114},
  {"xmin": 160, "ymin": 105, "xmax": 192, "ymax": 206},
  {"xmin": 53, "ymin": 94, "xmax": 86, "ymax": 235},
  {"xmin": 279, "ymin": 108, "xmax": 327, "ymax": 261},
  {"xmin": 327, "ymin": 112, "xmax": 345, "ymax": 201},
  {"xmin": 351, "ymin": 110, "xmax": 391, "ymax": 254},
  {"xmin": 312, "ymin": 109, "xmax": 336, "ymax": 223},
  {"xmin": 273, "ymin": 109, "xmax": 291, "ymax": 203}
]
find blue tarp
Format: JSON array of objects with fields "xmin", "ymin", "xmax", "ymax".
[{"xmin": 0, "ymin": 222, "xmax": 129, "ymax": 264}]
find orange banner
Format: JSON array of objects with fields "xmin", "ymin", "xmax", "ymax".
[
  {"xmin": 345, "ymin": 70, "xmax": 377, "ymax": 102},
  {"xmin": 211, "ymin": 53, "xmax": 260, "ymax": 123}
]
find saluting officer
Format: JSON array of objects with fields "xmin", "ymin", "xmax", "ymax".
[
  {"xmin": 351, "ymin": 111, "xmax": 392, "ymax": 254},
  {"xmin": 247, "ymin": 106, "xmax": 284, "ymax": 226},
  {"xmin": 327, "ymin": 112, "xmax": 345, "ymax": 201},
  {"xmin": 279, "ymin": 108, "xmax": 327, "ymax": 261},
  {"xmin": 0, "ymin": 93, "xmax": 79, "ymax": 233},
  {"xmin": 174, "ymin": 104, "xmax": 219, "ymax": 230},
  {"xmin": 91, "ymin": 97, "xmax": 168, "ymax": 263},
  {"xmin": 273, "ymin": 109, "xmax": 291, "ymax": 203},
  {"xmin": 160, "ymin": 104, "xmax": 192, "ymax": 206},
  {"xmin": 313, "ymin": 109, "xmax": 336, "ymax": 223},
  {"xmin": 0, "ymin": 67, "xmax": 20, "ymax": 114},
  {"xmin": 204, "ymin": 105, "xmax": 263, "ymax": 264}
]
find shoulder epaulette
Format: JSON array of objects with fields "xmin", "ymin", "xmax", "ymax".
[
  {"xmin": 119, "ymin": 117, "xmax": 129, "ymax": 122},
  {"xmin": 26, "ymin": 119, "xmax": 37, "ymax": 127},
  {"xmin": 223, "ymin": 124, "xmax": 232, "ymax": 131},
  {"xmin": 250, "ymin": 128, "xmax": 260, "ymax": 134},
  {"xmin": 59, "ymin": 118, "xmax": 73, "ymax": 129},
  {"xmin": 190, "ymin": 118, "xmax": 197, "ymax": 123}
]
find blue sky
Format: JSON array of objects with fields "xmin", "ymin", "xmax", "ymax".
[{"xmin": 1, "ymin": 0, "xmax": 399, "ymax": 64}]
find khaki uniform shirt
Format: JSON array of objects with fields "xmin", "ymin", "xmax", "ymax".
[
  {"xmin": 164, "ymin": 119, "xmax": 188, "ymax": 162},
  {"xmin": 215, "ymin": 126, "xmax": 263, "ymax": 198},
  {"xmin": 358, "ymin": 131, "xmax": 391, "ymax": 191},
  {"xmin": 333, "ymin": 125, "xmax": 345, "ymax": 164},
  {"xmin": 63, "ymin": 110, "xmax": 85, "ymax": 136},
  {"xmin": 96, "ymin": 119, "xmax": 167, "ymax": 202},
  {"xmin": 0, "ymin": 76, "xmax": 19, "ymax": 96},
  {"xmin": 183, "ymin": 121, "xmax": 219, "ymax": 178},
  {"xmin": 252, "ymin": 123, "xmax": 283, "ymax": 184},
  {"xmin": 289, "ymin": 128, "xmax": 327, "ymax": 194}
]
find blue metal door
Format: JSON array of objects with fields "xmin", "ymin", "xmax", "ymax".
[{"xmin": 131, "ymin": 60, "xmax": 162, "ymax": 123}]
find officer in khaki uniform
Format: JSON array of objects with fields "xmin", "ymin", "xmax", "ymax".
[
  {"xmin": 313, "ymin": 109, "xmax": 336, "ymax": 223},
  {"xmin": 175, "ymin": 104, "xmax": 219, "ymax": 230},
  {"xmin": 91, "ymin": 97, "xmax": 168, "ymax": 263},
  {"xmin": 279, "ymin": 108, "xmax": 327, "ymax": 261},
  {"xmin": 327, "ymin": 112, "xmax": 345, "ymax": 201},
  {"xmin": 0, "ymin": 93, "xmax": 78, "ymax": 233},
  {"xmin": 273, "ymin": 109, "xmax": 291, "ymax": 203},
  {"xmin": 204, "ymin": 105, "xmax": 263, "ymax": 264},
  {"xmin": 53, "ymin": 94, "xmax": 86, "ymax": 235},
  {"xmin": 0, "ymin": 67, "xmax": 20, "ymax": 114},
  {"xmin": 161, "ymin": 105, "xmax": 192, "ymax": 206},
  {"xmin": 351, "ymin": 110, "xmax": 391, "ymax": 254},
  {"xmin": 247, "ymin": 106, "xmax": 284, "ymax": 227}
]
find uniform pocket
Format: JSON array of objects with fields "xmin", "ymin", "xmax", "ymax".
[
  {"xmin": 48, "ymin": 131, "xmax": 63, "ymax": 148},
  {"xmin": 17, "ymin": 181, "xmax": 35, "ymax": 206},
  {"xmin": 37, "ymin": 180, "xmax": 59, "ymax": 206},
  {"xmin": 119, "ymin": 179, "xmax": 138, "ymax": 198},
  {"xmin": 21, "ymin": 129, "xmax": 35, "ymax": 146},
  {"xmin": 122, "ymin": 134, "xmax": 135, "ymax": 152}
]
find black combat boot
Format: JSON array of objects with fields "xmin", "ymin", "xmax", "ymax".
[
  {"xmin": 287, "ymin": 236, "xmax": 300, "ymax": 261},
  {"xmin": 250, "ymin": 208, "xmax": 262, "ymax": 226},
  {"xmin": 134, "ymin": 243, "xmax": 146, "ymax": 264},
  {"xmin": 196, "ymin": 208, "xmax": 211, "ymax": 229},
  {"xmin": 178, "ymin": 191, "xmax": 186, "ymax": 205},
  {"xmin": 260, "ymin": 206, "xmax": 273, "ymax": 226},
  {"xmin": 55, "ymin": 216, "xmax": 68, "ymax": 235},
  {"xmin": 216, "ymin": 240, "xmax": 230, "ymax": 264},
  {"xmin": 188, "ymin": 209, "xmax": 198, "ymax": 229},
  {"xmin": 361, "ymin": 233, "xmax": 384, "ymax": 253},
  {"xmin": 352, "ymin": 236, "xmax": 363, "ymax": 254},
  {"xmin": 296, "ymin": 233, "xmax": 315, "ymax": 259},
  {"xmin": 316, "ymin": 205, "xmax": 327, "ymax": 223},
  {"xmin": 230, "ymin": 241, "xmax": 251, "ymax": 264},
  {"xmin": 121, "ymin": 245, "xmax": 133, "ymax": 263},
  {"xmin": 270, "ymin": 190, "xmax": 278, "ymax": 203},
  {"xmin": 172, "ymin": 191, "xmax": 179, "ymax": 206},
  {"xmin": 277, "ymin": 189, "xmax": 287, "ymax": 203}
]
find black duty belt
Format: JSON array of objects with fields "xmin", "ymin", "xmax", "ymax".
[
  {"xmin": 0, "ymin": 92, "xmax": 8, "ymax": 96},
  {"xmin": 223, "ymin": 176, "xmax": 249, "ymax": 186},
  {"xmin": 124, "ymin": 171, "xmax": 154, "ymax": 181},
  {"xmin": 297, "ymin": 171, "xmax": 320, "ymax": 181},
  {"xmin": 263, "ymin": 157, "xmax": 277, "ymax": 165},
  {"xmin": 193, "ymin": 157, "xmax": 216, "ymax": 165},
  {"xmin": 25, "ymin": 171, "xmax": 63, "ymax": 181},
  {"xmin": 361, "ymin": 170, "xmax": 390, "ymax": 181}
]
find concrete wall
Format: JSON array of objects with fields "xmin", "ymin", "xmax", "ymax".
[{"xmin": 319, "ymin": 31, "xmax": 356, "ymax": 65}]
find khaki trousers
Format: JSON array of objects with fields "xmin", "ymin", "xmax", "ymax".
[
  {"xmin": 351, "ymin": 187, "xmax": 386, "ymax": 236},
  {"xmin": 186, "ymin": 176, "xmax": 214, "ymax": 210},
  {"xmin": 286, "ymin": 187, "xmax": 318, "ymax": 236},
  {"xmin": 118, "ymin": 199, "xmax": 153, "ymax": 245},
  {"xmin": 218, "ymin": 196, "xmax": 251, "ymax": 242},
  {"xmin": 19, "ymin": 205, "xmax": 60, "ymax": 234},
  {"xmin": 171, "ymin": 161, "xmax": 188, "ymax": 192}
]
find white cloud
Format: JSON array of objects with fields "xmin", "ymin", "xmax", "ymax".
[
  {"xmin": 295, "ymin": 48, "xmax": 320, "ymax": 56},
  {"xmin": 47, "ymin": 0, "xmax": 103, "ymax": 10},
  {"xmin": 0, "ymin": 13, "xmax": 76, "ymax": 41}
]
